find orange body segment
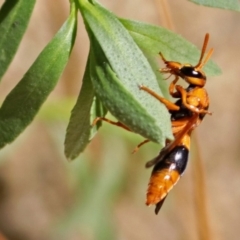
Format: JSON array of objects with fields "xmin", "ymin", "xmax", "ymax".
[{"xmin": 146, "ymin": 169, "xmax": 180, "ymax": 206}]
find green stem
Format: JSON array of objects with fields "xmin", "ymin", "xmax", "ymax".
[{"xmin": 69, "ymin": 0, "xmax": 77, "ymax": 15}]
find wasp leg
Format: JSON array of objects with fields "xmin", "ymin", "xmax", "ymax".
[
  {"xmin": 157, "ymin": 114, "xmax": 197, "ymax": 162},
  {"xmin": 175, "ymin": 85, "xmax": 212, "ymax": 115},
  {"xmin": 146, "ymin": 114, "xmax": 198, "ymax": 168},
  {"xmin": 93, "ymin": 118, "xmax": 150, "ymax": 152},
  {"xmin": 139, "ymin": 85, "xmax": 180, "ymax": 111},
  {"xmin": 171, "ymin": 118, "xmax": 190, "ymax": 135},
  {"xmin": 162, "ymin": 73, "xmax": 172, "ymax": 81},
  {"xmin": 169, "ymin": 76, "xmax": 181, "ymax": 98},
  {"xmin": 92, "ymin": 117, "xmax": 131, "ymax": 131},
  {"xmin": 132, "ymin": 139, "xmax": 150, "ymax": 154}
]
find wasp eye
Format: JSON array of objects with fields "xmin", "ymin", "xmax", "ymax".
[{"xmin": 181, "ymin": 66, "xmax": 204, "ymax": 78}]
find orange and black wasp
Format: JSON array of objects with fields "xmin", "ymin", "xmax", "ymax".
[
  {"xmin": 92, "ymin": 33, "xmax": 213, "ymax": 215},
  {"xmin": 141, "ymin": 33, "xmax": 213, "ymax": 214}
]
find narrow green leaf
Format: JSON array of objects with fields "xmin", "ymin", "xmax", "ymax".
[
  {"xmin": 64, "ymin": 57, "xmax": 107, "ymax": 160},
  {"xmin": 77, "ymin": 0, "xmax": 173, "ymax": 145},
  {"xmin": 188, "ymin": 0, "xmax": 240, "ymax": 11},
  {"xmin": 0, "ymin": 0, "xmax": 36, "ymax": 81},
  {"xmin": 0, "ymin": 3, "xmax": 77, "ymax": 149},
  {"xmin": 90, "ymin": 40, "xmax": 169, "ymax": 145},
  {"xmin": 120, "ymin": 18, "xmax": 221, "ymax": 77},
  {"xmin": 140, "ymin": 50, "xmax": 169, "ymax": 97}
]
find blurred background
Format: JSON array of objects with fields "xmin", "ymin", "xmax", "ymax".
[{"xmin": 0, "ymin": 0, "xmax": 239, "ymax": 239}]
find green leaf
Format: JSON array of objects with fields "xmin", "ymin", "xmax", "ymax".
[
  {"xmin": 0, "ymin": 2, "xmax": 77, "ymax": 149},
  {"xmin": 90, "ymin": 40, "xmax": 169, "ymax": 145},
  {"xmin": 64, "ymin": 57, "xmax": 107, "ymax": 160},
  {"xmin": 188, "ymin": 0, "xmax": 240, "ymax": 11},
  {"xmin": 77, "ymin": 0, "xmax": 173, "ymax": 145},
  {"xmin": 0, "ymin": 0, "xmax": 36, "ymax": 81},
  {"xmin": 139, "ymin": 47, "xmax": 169, "ymax": 98},
  {"xmin": 120, "ymin": 18, "xmax": 221, "ymax": 77}
]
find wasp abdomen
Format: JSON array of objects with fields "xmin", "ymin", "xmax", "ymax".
[
  {"xmin": 146, "ymin": 168, "xmax": 180, "ymax": 205},
  {"xmin": 146, "ymin": 146, "xmax": 189, "ymax": 206}
]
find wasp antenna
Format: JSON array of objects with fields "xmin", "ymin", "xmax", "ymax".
[
  {"xmin": 196, "ymin": 48, "xmax": 214, "ymax": 70},
  {"xmin": 195, "ymin": 33, "xmax": 210, "ymax": 69},
  {"xmin": 159, "ymin": 52, "xmax": 168, "ymax": 63}
]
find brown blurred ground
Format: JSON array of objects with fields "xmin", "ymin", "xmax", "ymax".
[{"xmin": 0, "ymin": 0, "xmax": 239, "ymax": 239}]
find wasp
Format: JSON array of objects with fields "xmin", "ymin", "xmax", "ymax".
[
  {"xmin": 92, "ymin": 34, "xmax": 213, "ymax": 215},
  {"xmin": 141, "ymin": 33, "xmax": 213, "ymax": 214}
]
